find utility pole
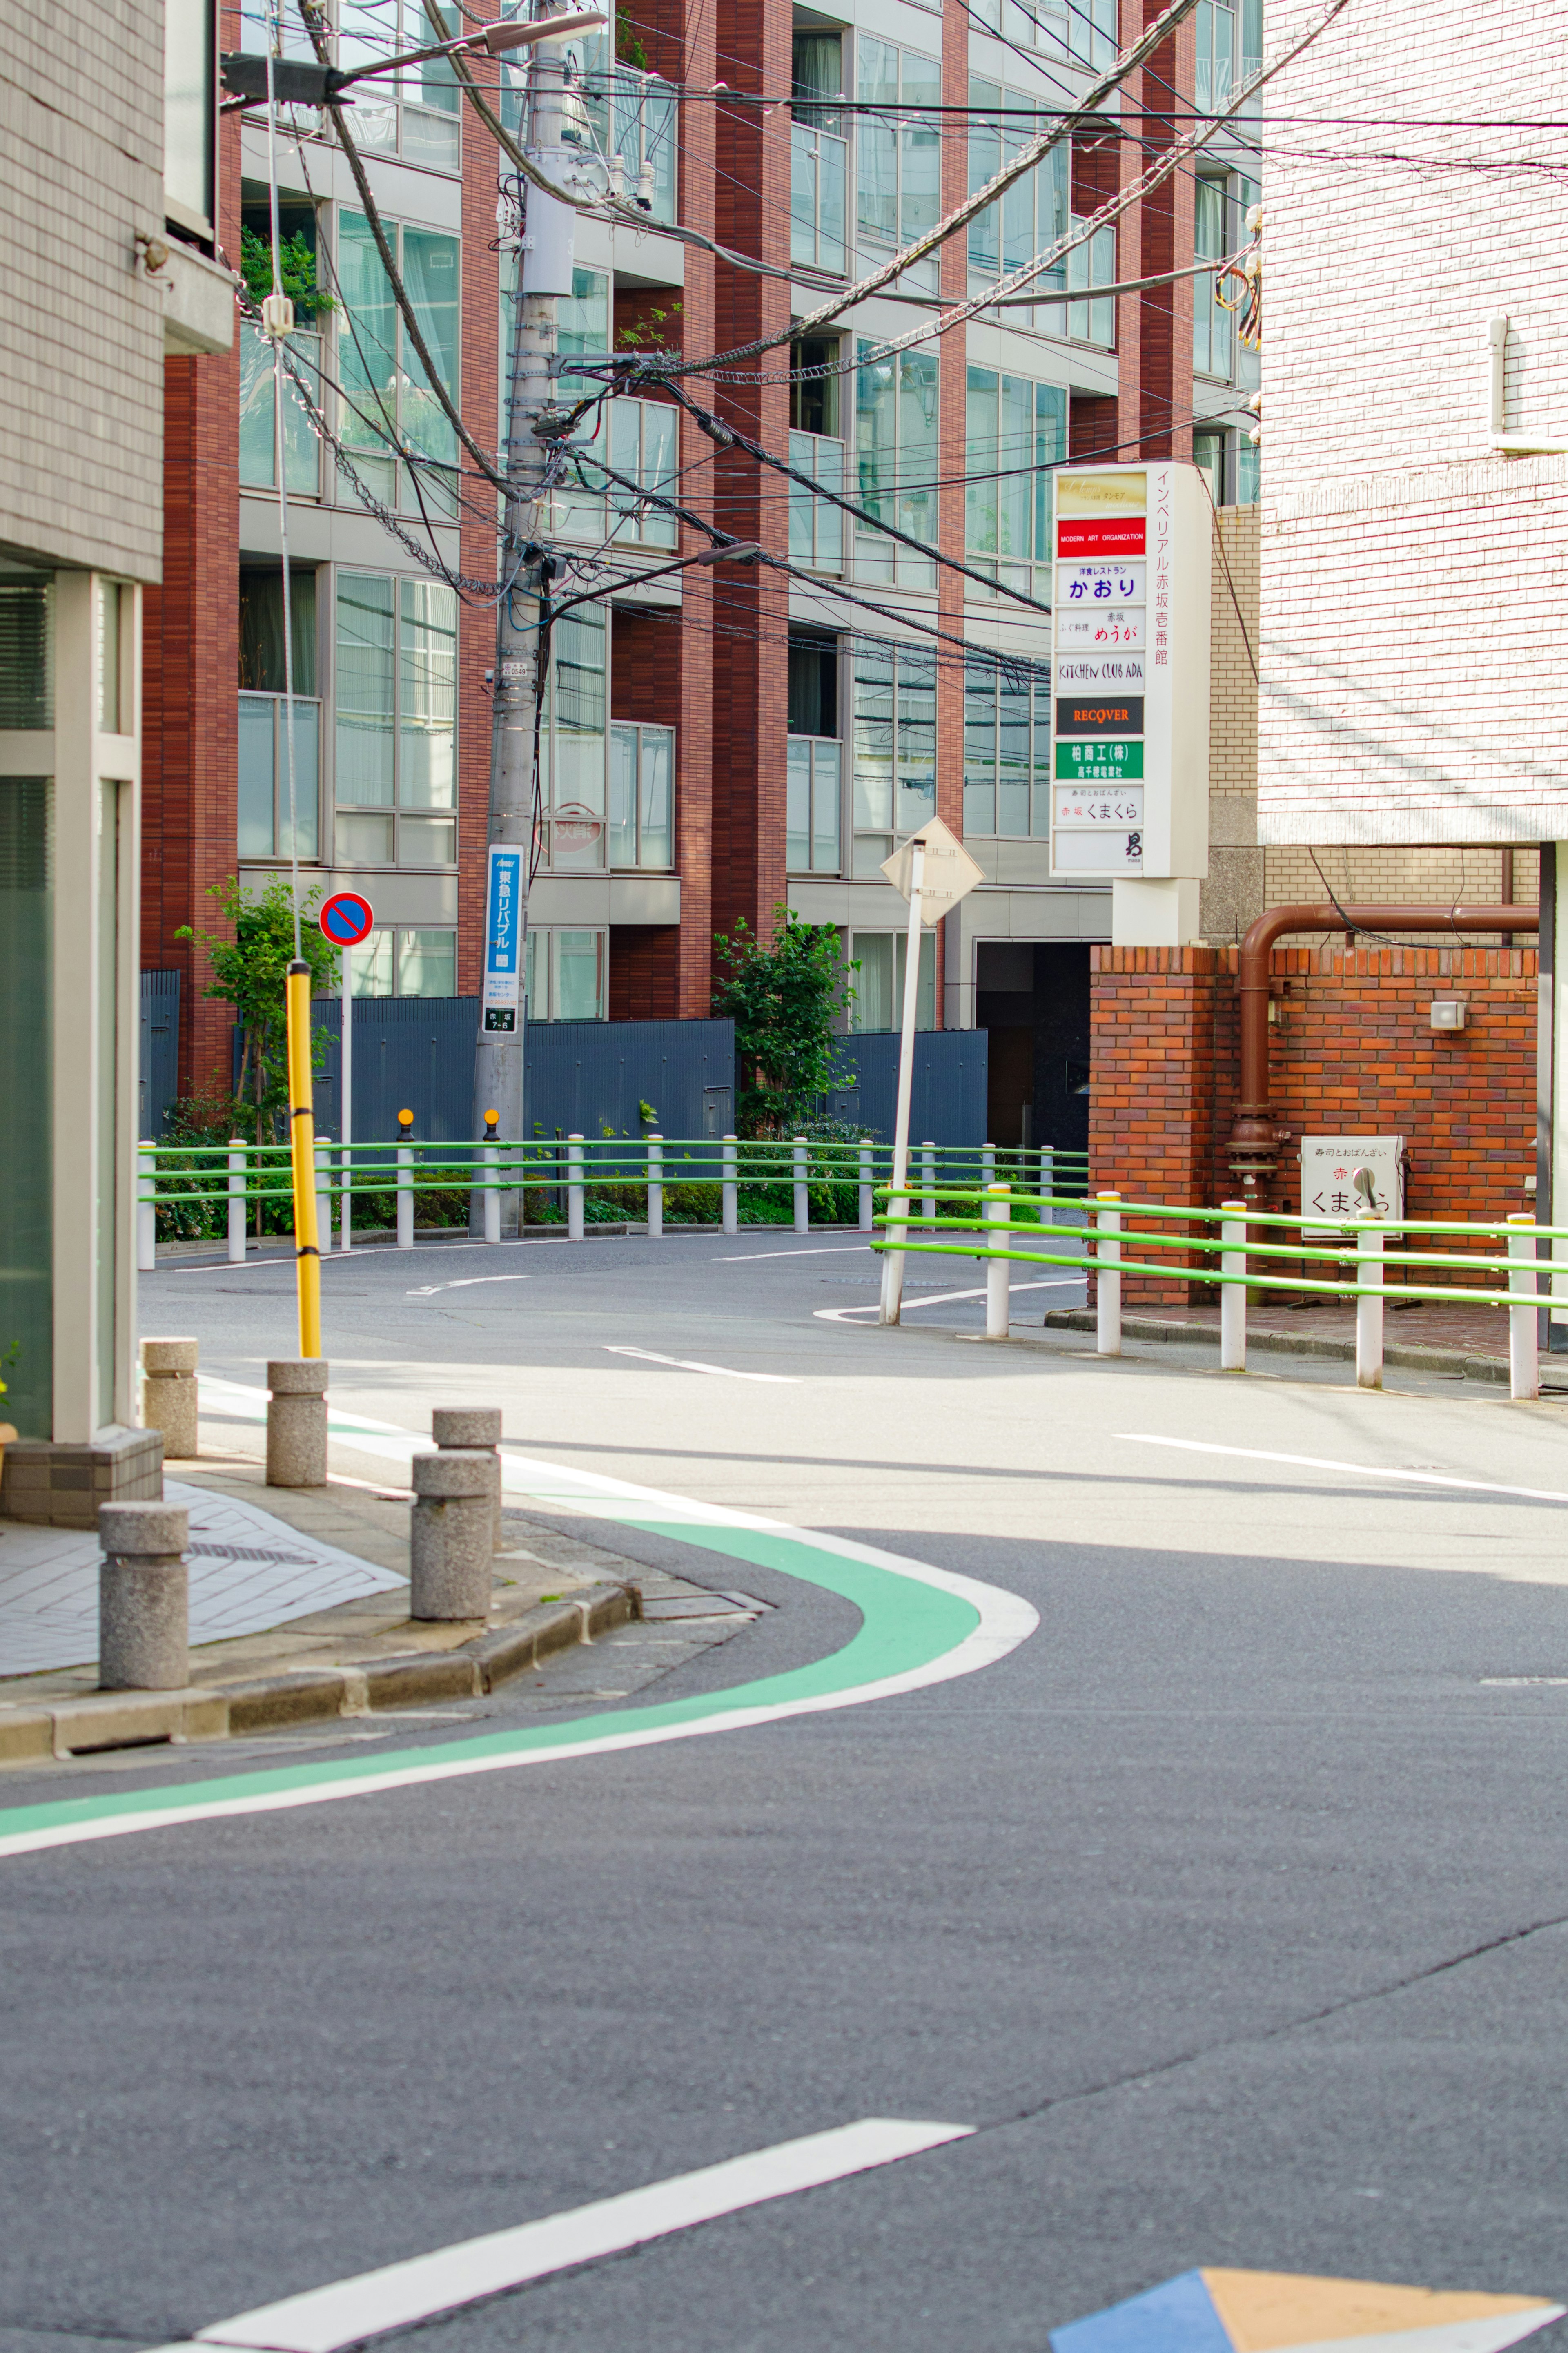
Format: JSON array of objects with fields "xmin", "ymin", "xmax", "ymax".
[{"xmin": 471, "ymin": 7, "xmax": 586, "ymax": 1232}]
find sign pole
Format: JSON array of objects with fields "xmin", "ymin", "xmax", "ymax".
[
  {"xmin": 340, "ymin": 943, "xmax": 352, "ymax": 1252},
  {"xmin": 878, "ymin": 841, "xmax": 926, "ymax": 1327}
]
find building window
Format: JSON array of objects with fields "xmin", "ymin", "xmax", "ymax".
[
  {"xmin": 238, "ymin": 201, "xmax": 324, "ymax": 496},
  {"xmin": 855, "ymin": 343, "xmax": 938, "ymax": 587},
  {"xmin": 609, "ymin": 722, "xmax": 675, "ymax": 868},
  {"xmin": 1035, "ymin": 218, "xmax": 1116, "ymax": 348},
  {"xmin": 338, "ymin": 0, "xmax": 461, "ymax": 170},
  {"xmin": 964, "ymin": 367, "xmax": 1067, "ymax": 599},
  {"xmin": 338, "ymin": 210, "xmax": 460, "ymax": 514},
  {"xmin": 525, "ymin": 928, "xmax": 608, "ymax": 1021},
  {"xmin": 850, "ymin": 931, "xmax": 936, "ymax": 1032},
  {"xmin": 787, "ymin": 633, "xmax": 841, "ymax": 875},
  {"xmin": 856, "ymin": 39, "xmax": 940, "ymax": 292},
  {"xmin": 0, "ymin": 578, "xmax": 53, "ymax": 729},
  {"xmin": 788, "ymin": 340, "xmax": 845, "ymax": 576},
  {"xmin": 852, "ymin": 640, "xmax": 935, "ymax": 877},
  {"xmin": 555, "ymin": 397, "xmax": 678, "ymax": 548},
  {"xmin": 968, "ymin": 0, "xmax": 1116, "ymax": 67},
  {"xmin": 349, "ymin": 927, "xmax": 457, "ymax": 997},
  {"xmin": 967, "ymin": 85, "xmax": 1069, "ymax": 305},
  {"xmin": 1194, "ymin": 172, "xmax": 1260, "ymax": 386},
  {"xmin": 333, "ymin": 573, "xmax": 457, "ymax": 868},
  {"xmin": 1193, "ymin": 426, "xmax": 1259, "ymax": 507},
  {"xmin": 238, "ymin": 568, "xmax": 320, "ymax": 860},
  {"xmin": 165, "ymin": 0, "xmax": 215, "ymax": 241},
  {"xmin": 1195, "ymin": 0, "xmax": 1263, "ymax": 114},
  {"xmin": 791, "ymin": 31, "xmax": 847, "ymax": 275},
  {"xmin": 964, "ymin": 659, "xmax": 1051, "ymax": 838},
  {"xmin": 540, "ymin": 606, "xmax": 608, "ymax": 870}
]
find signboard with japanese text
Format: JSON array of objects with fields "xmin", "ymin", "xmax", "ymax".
[
  {"xmin": 1300, "ymin": 1136, "xmax": 1406, "ymax": 1236},
  {"xmin": 1049, "ymin": 464, "xmax": 1211, "ymax": 882},
  {"xmin": 480, "ymin": 843, "xmax": 525, "ymax": 1034}
]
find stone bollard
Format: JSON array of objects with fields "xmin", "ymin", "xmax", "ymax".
[
  {"xmin": 432, "ymin": 1406, "xmax": 503, "ymax": 1552},
  {"xmin": 98, "ymin": 1501, "xmax": 189, "ymax": 1690},
  {"xmin": 140, "ymin": 1338, "xmax": 199, "ymax": 1459},
  {"xmin": 267, "ymin": 1359, "xmax": 328, "ymax": 1488},
  {"xmin": 410, "ymin": 1449, "xmax": 494, "ymax": 1620}
]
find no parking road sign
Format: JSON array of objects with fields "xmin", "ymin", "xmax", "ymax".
[{"xmin": 319, "ymin": 891, "xmax": 375, "ymax": 948}]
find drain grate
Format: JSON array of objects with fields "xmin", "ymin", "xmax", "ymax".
[{"xmin": 187, "ymin": 1542, "xmax": 317, "ymax": 1566}]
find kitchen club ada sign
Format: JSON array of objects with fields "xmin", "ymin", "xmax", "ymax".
[{"xmin": 1049, "ymin": 463, "xmax": 1211, "ymax": 882}]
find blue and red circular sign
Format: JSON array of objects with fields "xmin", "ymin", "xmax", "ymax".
[{"xmin": 319, "ymin": 890, "xmax": 375, "ymax": 948}]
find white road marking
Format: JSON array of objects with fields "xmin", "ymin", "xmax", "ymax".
[
  {"xmin": 152, "ymin": 2120, "xmax": 973, "ymax": 2353},
  {"xmin": 715, "ymin": 1245, "xmax": 873, "ymax": 1262},
  {"xmin": 1121, "ymin": 1433, "xmax": 1568, "ymax": 1507},
  {"xmin": 815, "ymin": 1278, "xmax": 1082, "ymax": 1324},
  {"xmin": 604, "ymin": 1345, "xmax": 802, "ymax": 1383},
  {"xmin": 407, "ymin": 1275, "xmax": 531, "ymax": 1297}
]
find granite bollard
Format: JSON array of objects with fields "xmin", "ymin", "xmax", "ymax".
[
  {"xmin": 98, "ymin": 1501, "xmax": 190, "ymax": 1690},
  {"xmin": 267, "ymin": 1359, "xmax": 328, "ymax": 1488},
  {"xmin": 432, "ymin": 1406, "xmax": 503, "ymax": 1551},
  {"xmin": 140, "ymin": 1337, "xmax": 199, "ymax": 1460},
  {"xmin": 410, "ymin": 1449, "xmax": 494, "ymax": 1620}
]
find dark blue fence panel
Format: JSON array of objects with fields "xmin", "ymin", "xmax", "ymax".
[
  {"xmin": 139, "ymin": 969, "xmax": 181, "ymax": 1139},
  {"xmin": 820, "ymin": 1028, "xmax": 987, "ymax": 1146},
  {"xmin": 239, "ymin": 1001, "xmax": 737, "ymax": 1142}
]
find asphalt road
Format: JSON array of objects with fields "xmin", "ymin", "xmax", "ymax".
[{"xmin": 7, "ymin": 1229, "xmax": 1568, "ymax": 2353}]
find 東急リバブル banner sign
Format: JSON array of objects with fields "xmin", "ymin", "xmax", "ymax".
[
  {"xmin": 481, "ymin": 844, "xmax": 525, "ymax": 1034},
  {"xmin": 1048, "ymin": 463, "xmax": 1210, "ymax": 883}
]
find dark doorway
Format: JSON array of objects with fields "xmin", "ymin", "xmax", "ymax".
[{"xmin": 975, "ymin": 941, "xmax": 1091, "ymax": 1151}]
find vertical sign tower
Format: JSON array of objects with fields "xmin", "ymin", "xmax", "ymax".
[{"xmin": 1049, "ymin": 463, "xmax": 1211, "ymax": 944}]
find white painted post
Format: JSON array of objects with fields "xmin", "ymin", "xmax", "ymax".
[
  {"xmin": 1355, "ymin": 1218, "xmax": 1384, "ymax": 1390},
  {"xmin": 1040, "ymin": 1144, "xmax": 1055, "ymax": 1207},
  {"xmin": 1096, "ymin": 1190, "xmax": 1122, "ymax": 1357},
  {"xmin": 1220, "ymin": 1200, "xmax": 1247, "ymax": 1372},
  {"xmin": 982, "ymin": 1142, "xmax": 996, "ymax": 1190},
  {"xmin": 1508, "ymin": 1213, "xmax": 1539, "ymax": 1401},
  {"xmin": 483, "ymin": 1143, "xmax": 501, "ymax": 1245},
  {"xmin": 136, "ymin": 1143, "xmax": 157, "ymax": 1274},
  {"xmin": 985, "ymin": 1183, "xmax": 1011, "ymax": 1340},
  {"xmin": 793, "ymin": 1135, "xmax": 809, "ymax": 1234},
  {"xmin": 647, "ymin": 1134, "xmax": 664, "ymax": 1239},
  {"xmin": 920, "ymin": 1141, "xmax": 936, "ymax": 1229},
  {"xmin": 722, "ymin": 1134, "xmax": 739, "ymax": 1236},
  {"xmin": 858, "ymin": 1141, "xmax": 873, "ymax": 1234},
  {"xmin": 340, "ymin": 945, "xmax": 353, "ymax": 1252},
  {"xmin": 878, "ymin": 838, "xmax": 927, "ymax": 1327},
  {"xmin": 227, "ymin": 1137, "xmax": 247, "ymax": 1263},
  {"xmin": 567, "ymin": 1133, "xmax": 585, "ymax": 1242},
  {"xmin": 396, "ymin": 1143, "xmax": 414, "ymax": 1250},
  {"xmin": 314, "ymin": 1137, "xmax": 332, "ymax": 1256}
]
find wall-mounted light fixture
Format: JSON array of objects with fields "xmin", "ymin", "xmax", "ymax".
[{"xmin": 1430, "ymin": 998, "xmax": 1467, "ymax": 1032}]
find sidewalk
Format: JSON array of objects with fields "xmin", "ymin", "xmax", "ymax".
[{"xmin": 0, "ymin": 1447, "xmax": 644, "ymax": 1765}]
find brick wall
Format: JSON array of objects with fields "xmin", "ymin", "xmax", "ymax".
[
  {"xmin": 1091, "ymin": 941, "xmax": 1538, "ymax": 1300},
  {"xmin": 609, "ymin": 926, "xmax": 680, "ymax": 1019},
  {"xmin": 1259, "ymin": 0, "xmax": 1568, "ymax": 843}
]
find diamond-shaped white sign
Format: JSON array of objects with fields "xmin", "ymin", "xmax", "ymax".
[{"xmin": 880, "ymin": 816, "xmax": 986, "ymax": 928}]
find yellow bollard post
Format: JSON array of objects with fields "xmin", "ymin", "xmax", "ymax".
[{"xmin": 285, "ymin": 961, "xmax": 322, "ymax": 1359}]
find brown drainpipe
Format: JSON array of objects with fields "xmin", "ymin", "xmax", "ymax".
[{"xmin": 1225, "ymin": 903, "xmax": 1540, "ymax": 1198}]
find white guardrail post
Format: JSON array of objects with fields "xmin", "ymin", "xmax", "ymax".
[
  {"xmin": 1040, "ymin": 1144, "xmax": 1055, "ymax": 1208},
  {"xmin": 314, "ymin": 1138, "xmax": 333, "ymax": 1256},
  {"xmin": 483, "ymin": 1140, "xmax": 501, "ymax": 1245},
  {"xmin": 858, "ymin": 1141, "xmax": 873, "ymax": 1234},
  {"xmin": 647, "ymin": 1134, "xmax": 664, "ymax": 1239},
  {"xmin": 396, "ymin": 1140, "xmax": 414, "ymax": 1250},
  {"xmin": 985, "ymin": 1183, "xmax": 1010, "ymax": 1339},
  {"xmin": 793, "ymin": 1135, "xmax": 809, "ymax": 1234},
  {"xmin": 1508, "ymin": 1213, "xmax": 1540, "ymax": 1401},
  {"xmin": 567, "ymin": 1133, "xmax": 585, "ymax": 1242},
  {"xmin": 227, "ymin": 1136, "xmax": 247, "ymax": 1262},
  {"xmin": 920, "ymin": 1141, "xmax": 936, "ymax": 1229},
  {"xmin": 1220, "ymin": 1199, "xmax": 1248, "ymax": 1372},
  {"xmin": 137, "ymin": 1144, "xmax": 157, "ymax": 1273},
  {"xmin": 1355, "ymin": 1218, "xmax": 1384, "ymax": 1389},
  {"xmin": 722, "ymin": 1134, "xmax": 739, "ymax": 1236},
  {"xmin": 1095, "ymin": 1190, "xmax": 1122, "ymax": 1357}
]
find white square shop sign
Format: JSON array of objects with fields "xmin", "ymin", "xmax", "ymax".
[{"xmin": 1299, "ymin": 1136, "xmax": 1406, "ymax": 1236}]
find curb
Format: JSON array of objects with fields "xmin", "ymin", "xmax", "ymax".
[
  {"xmin": 0, "ymin": 1581, "xmax": 639, "ymax": 1766},
  {"xmin": 1040, "ymin": 1307, "xmax": 1511, "ymax": 1385}
]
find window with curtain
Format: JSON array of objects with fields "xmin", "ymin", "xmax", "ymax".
[
  {"xmin": 964, "ymin": 659, "xmax": 1051, "ymax": 837},
  {"xmin": 1194, "ymin": 171, "xmax": 1260, "ymax": 386},
  {"xmin": 540, "ymin": 607, "xmax": 608, "ymax": 870},
  {"xmin": 337, "ymin": 0, "xmax": 461, "ymax": 169},
  {"xmin": 856, "ymin": 38, "xmax": 940, "ymax": 291},
  {"xmin": 238, "ymin": 569, "xmax": 320, "ymax": 861},
  {"xmin": 338, "ymin": 210, "xmax": 460, "ymax": 515},
  {"xmin": 849, "ymin": 931, "xmax": 935, "ymax": 1032},
  {"xmin": 964, "ymin": 367, "xmax": 1067, "ymax": 598},
  {"xmin": 347, "ymin": 926, "xmax": 457, "ymax": 997},
  {"xmin": 334, "ymin": 572, "xmax": 457, "ymax": 867},
  {"xmin": 852, "ymin": 640, "xmax": 935, "ymax": 877},
  {"xmin": 967, "ymin": 81, "xmax": 1070, "ymax": 305},
  {"xmin": 609, "ymin": 723, "xmax": 675, "ymax": 868},
  {"xmin": 855, "ymin": 343, "xmax": 938, "ymax": 587},
  {"xmin": 524, "ymin": 928, "xmax": 608, "ymax": 1020}
]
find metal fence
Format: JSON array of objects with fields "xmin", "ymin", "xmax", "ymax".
[
  {"xmin": 865, "ymin": 1183, "xmax": 1553, "ymax": 1399},
  {"xmin": 139, "ymin": 970, "xmax": 181, "ymax": 1139}
]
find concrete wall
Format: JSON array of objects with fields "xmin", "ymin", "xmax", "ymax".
[
  {"xmin": 0, "ymin": 0, "xmax": 166, "ymax": 581},
  {"xmin": 1256, "ymin": 0, "xmax": 1568, "ymax": 844}
]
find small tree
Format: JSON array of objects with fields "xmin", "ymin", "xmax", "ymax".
[
  {"xmin": 176, "ymin": 875, "xmax": 337, "ymax": 1143},
  {"xmin": 713, "ymin": 906, "xmax": 856, "ymax": 1135}
]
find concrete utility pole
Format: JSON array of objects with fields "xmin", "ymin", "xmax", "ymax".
[{"xmin": 470, "ymin": 8, "xmax": 584, "ymax": 1232}]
